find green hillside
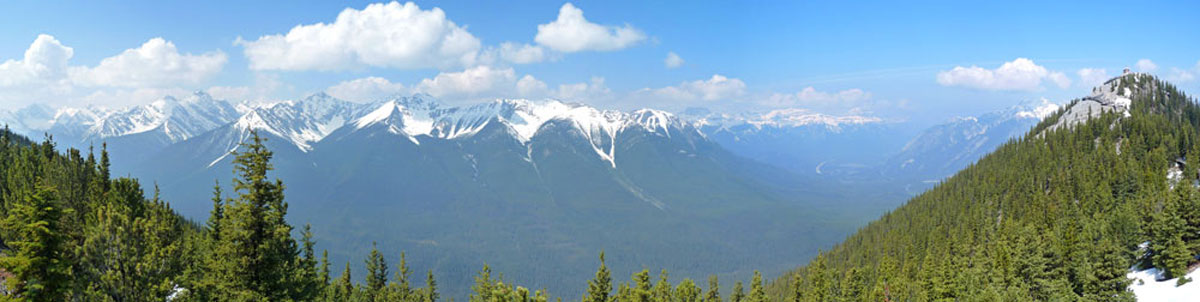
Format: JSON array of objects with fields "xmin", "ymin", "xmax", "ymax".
[{"xmin": 768, "ymin": 74, "xmax": 1200, "ymax": 301}]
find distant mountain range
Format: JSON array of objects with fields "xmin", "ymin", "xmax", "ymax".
[{"xmin": 0, "ymin": 91, "xmax": 1055, "ymax": 296}]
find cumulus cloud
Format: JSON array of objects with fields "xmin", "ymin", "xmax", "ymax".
[
  {"xmin": 534, "ymin": 3, "xmax": 645, "ymax": 53},
  {"xmin": 664, "ymin": 52, "xmax": 684, "ymax": 69},
  {"xmin": 238, "ymin": 1, "xmax": 481, "ymax": 71},
  {"xmin": 936, "ymin": 58, "xmax": 1070, "ymax": 91},
  {"xmin": 414, "ymin": 65, "xmax": 517, "ymax": 98},
  {"xmin": 650, "ymin": 74, "xmax": 746, "ymax": 101},
  {"xmin": 554, "ymin": 77, "xmax": 611, "ymax": 101},
  {"xmin": 764, "ymin": 87, "xmax": 872, "ymax": 108},
  {"xmin": 516, "ymin": 75, "xmax": 549, "ymax": 96},
  {"xmin": 70, "ymin": 38, "xmax": 226, "ymax": 88},
  {"xmin": 1136, "ymin": 59, "xmax": 1157, "ymax": 72},
  {"xmin": 326, "ymin": 76, "xmax": 407, "ymax": 102},
  {"xmin": 0, "ymin": 34, "xmax": 231, "ymax": 108},
  {"xmin": 1077, "ymin": 68, "xmax": 1109, "ymax": 88},
  {"xmin": 493, "ymin": 43, "xmax": 547, "ymax": 64},
  {"xmin": 0, "ymin": 34, "xmax": 74, "ymax": 87},
  {"xmin": 513, "ymin": 75, "xmax": 611, "ymax": 101}
]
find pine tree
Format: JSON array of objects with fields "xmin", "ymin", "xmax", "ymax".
[
  {"xmin": 366, "ymin": 242, "xmax": 389, "ymax": 299},
  {"xmin": 704, "ymin": 275, "xmax": 721, "ymax": 302},
  {"xmin": 729, "ymin": 281, "xmax": 744, "ymax": 302},
  {"xmin": 675, "ymin": 279, "xmax": 701, "ymax": 302},
  {"xmin": 747, "ymin": 271, "xmax": 766, "ymax": 302},
  {"xmin": 584, "ymin": 253, "xmax": 612, "ymax": 302},
  {"xmin": 0, "ymin": 185, "xmax": 71, "ymax": 301},
  {"xmin": 651, "ymin": 270, "xmax": 671, "ymax": 302},
  {"xmin": 633, "ymin": 270, "xmax": 652, "ymax": 302},
  {"xmin": 392, "ymin": 251, "xmax": 413, "ymax": 301},
  {"xmin": 471, "ymin": 264, "xmax": 494, "ymax": 302},
  {"xmin": 202, "ymin": 131, "xmax": 311, "ymax": 301},
  {"xmin": 423, "ymin": 270, "xmax": 439, "ymax": 302}
]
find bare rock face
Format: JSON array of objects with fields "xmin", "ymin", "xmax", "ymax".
[{"xmin": 1045, "ymin": 74, "xmax": 1153, "ymax": 132}]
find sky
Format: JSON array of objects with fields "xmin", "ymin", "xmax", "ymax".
[{"xmin": 1, "ymin": 0, "xmax": 1198, "ymax": 127}]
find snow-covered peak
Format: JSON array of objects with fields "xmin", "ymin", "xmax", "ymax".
[
  {"xmin": 630, "ymin": 109, "xmax": 679, "ymax": 135},
  {"xmin": 746, "ymin": 108, "xmax": 882, "ymax": 130},
  {"xmin": 1014, "ymin": 98, "xmax": 1061, "ymax": 120},
  {"xmin": 678, "ymin": 107, "xmax": 883, "ymax": 132},
  {"xmin": 351, "ymin": 99, "xmax": 434, "ymax": 141}
]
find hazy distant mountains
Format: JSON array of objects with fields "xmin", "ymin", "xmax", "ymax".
[{"xmin": 0, "ymin": 92, "xmax": 1054, "ymax": 296}]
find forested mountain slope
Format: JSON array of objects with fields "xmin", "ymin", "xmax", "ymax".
[{"xmin": 768, "ymin": 73, "xmax": 1200, "ymax": 301}]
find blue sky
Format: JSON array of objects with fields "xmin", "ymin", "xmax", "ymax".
[{"xmin": 1, "ymin": 0, "xmax": 1197, "ymax": 126}]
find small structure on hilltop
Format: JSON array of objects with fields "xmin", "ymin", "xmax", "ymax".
[{"xmin": 1124, "ymin": 67, "xmax": 1131, "ymax": 75}]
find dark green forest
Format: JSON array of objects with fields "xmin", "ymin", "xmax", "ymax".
[
  {"xmin": 768, "ymin": 74, "xmax": 1200, "ymax": 301},
  {"xmin": 2, "ymin": 73, "xmax": 1199, "ymax": 301},
  {"xmin": 0, "ymin": 128, "xmax": 745, "ymax": 302}
]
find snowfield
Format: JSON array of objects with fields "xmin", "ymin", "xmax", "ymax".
[{"xmin": 1129, "ymin": 266, "xmax": 1200, "ymax": 301}]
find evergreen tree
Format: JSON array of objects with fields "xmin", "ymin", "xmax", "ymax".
[
  {"xmin": 201, "ymin": 131, "xmax": 311, "ymax": 301},
  {"xmin": 704, "ymin": 275, "xmax": 721, "ymax": 302},
  {"xmin": 584, "ymin": 253, "xmax": 612, "ymax": 302},
  {"xmin": 747, "ymin": 271, "xmax": 765, "ymax": 302},
  {"xmin": 674, "ymin": 279, "xmax": 701, "ymax": 302},
  {"xmin": 423, "ymin": 270, "xmax": 439, "ymax": 302},
  {"xmin": 651, "ymin": 270, "xmax": 671, "ymax": 302},
  {"xmin": 0, "ymin": 185, "xmax": 71, "ymax": 301},
  {"xmin": 366, "ymin": 242, "xmax": 389, "ymax": 300},
  {"xmin": 729, "ymin": 281, "xmax": 744, "ymax": 302}
]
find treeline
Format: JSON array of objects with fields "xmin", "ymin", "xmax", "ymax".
[
  {"xmin": 0, "ymin": 129, "xmax": 759, "ymax": 302},
  {"xmin": 765, "ymin": 74, "xmax": 1200, "ymax": 301}
]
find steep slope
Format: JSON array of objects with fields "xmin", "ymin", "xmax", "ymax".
[
  {"xmin": 126, "ymin": 95, "xmax": 867, "ymax": 297},
  {"xmin": 882, "ymin": 101, "xmax": 1060, "ymax": 193},
  {"xmin": 770, "ymin": 74, "xmax": 1200, "ymax": 301}
]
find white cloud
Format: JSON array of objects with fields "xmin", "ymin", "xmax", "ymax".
[
  {"xmin": 554, "ymin": 77, "xmax": 611, "ymax": 101},
  {"xmin": 650, "ymin": 74, "xmax": 746, "ymax": 101},
  {"xmin": 936, "ymin": 58, "xmax": 1070, "ymax": 91},
  {"xmin": 238, "ymin": 1, "xmax": 482, "ymax": 71},
  {"xmin": 414, "ymin": 65, "xmax": 517, "ymax": 98},
  {"xmin": 513, "ymin": 75, "xmax": 611, "ymax": 102},
  {"xmin": 664, "ymin": 52, "xmax": 684, "ymax": 69},
  {"xmin": 494, "ymin": 43, "xmax": 547, "ymax": 64},
  {"xmin": 0, "ymin": 34, "xmax": 229, "ymax": 108},
  {"xmin": 764, "ymin": 87, "xmax": 872, "ymax": 107},
  {"xmin": 326, "ymin": 76, "xmax": 407, "ymax": 102},
  {"xmin": 1077, "ymin": 68, "xmax": 1109, "ymax": 87},
  {"xmin": 1168, "ymin": 68, "xmax": 1195, "ymax": 83},
  {"xmin": 516, "ymin": 75, "xmax": 549, "ymax": 96},
  {"xmin": 1136, "ymin": 59, "xmax": 1158, "ymax": 72},
  {"xmin": 534, "ymin": 3, "xmax": 645, "ymax": 53},
  {"xmin": 70, "ymin": 38, "xmax": 227, "ymax": 88},
  {"xmin": 0, "ymin": 34, "xmax": 73, "ymax": 87}
]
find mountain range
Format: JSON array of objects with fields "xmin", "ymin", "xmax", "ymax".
[{"xmin": 0, "ymin": 90, "xmax": 1054, "ymax": 296}]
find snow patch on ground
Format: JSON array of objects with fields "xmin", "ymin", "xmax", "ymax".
[{"xmin": 1129, "ymin": 266, "xmax": 1200, "ymax": 301}]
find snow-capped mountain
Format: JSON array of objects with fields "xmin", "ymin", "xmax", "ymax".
[
  {"xmin": 86, "ymin": 91, "xmax": 240, "ymax": 144},
  {"xmin": 112, "ymin": 91, "xmax": 848, "ymax": 298},
  {"xmin": 679, "ymin": 107, "xmax": 908, "ymax": 177},
  {"xmin": 882, "ymin": 99, "xmax": 1061, "ymax": 191}
]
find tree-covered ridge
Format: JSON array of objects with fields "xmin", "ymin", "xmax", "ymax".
[
  {"xmin": 0, "ymin": 128, "xmax": 746, "ymax": 302},
  {"xmin": 767, "ymin": 73, "xmax": 1200, "ymax": 301}
]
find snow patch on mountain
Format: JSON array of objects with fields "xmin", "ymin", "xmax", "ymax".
[{"xmin": 1046, "ymin": 74, "xmax": 1146, "ymax": 132}]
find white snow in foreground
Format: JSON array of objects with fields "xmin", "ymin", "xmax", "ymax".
[{"xmin": 1128, "ymin": 266, "xmax": 1200, "ymax": 301}]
